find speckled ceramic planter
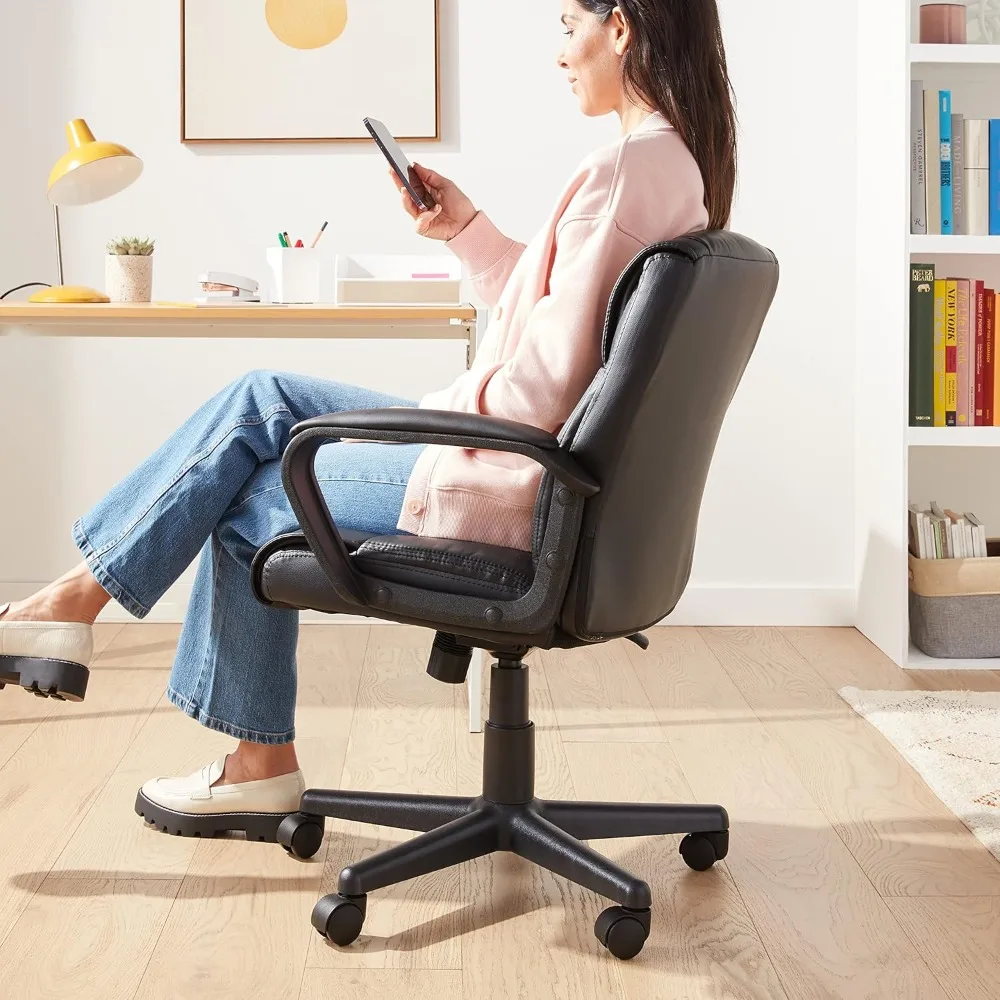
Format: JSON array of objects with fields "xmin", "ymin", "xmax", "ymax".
[{"xmin": 105, "ymin": 255, "xmax": 153, "ymax": 302}]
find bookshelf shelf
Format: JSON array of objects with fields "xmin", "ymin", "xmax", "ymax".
[
  {"xmin": 910, "ymin": 236, "xmax": 1000, "ymax": 254},
  {"xmin": 909, "ymin": 427, "xmax": 1000, "ymax": 445},
  {"xmin": 910, "ymin": 43, "xmax": 1000, "ymax": 64},
  {"xmin": 908, "ymin": 643, "xmax": 1000, "ymax": 670}
]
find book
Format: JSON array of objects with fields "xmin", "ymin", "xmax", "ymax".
[
  {"xmin": 953, "ymin": 112, "xmax": 966, "ymax": 235},
  {"xmin": 934, "ymin": 279, "xmax": 947, "ymax": 426},
  {"xmin": 986, "ymin": 289, "xmax": 996, "ymax": 425},
  {"xmin": 912, "ymin": 81, "xmax": 927, "ymax": 234},
  {"xmin": 946, "ymin": 279, "xmax": 958, "ymax": 425},
  {"xmin": 910, "ymin": 263, "xmax": 935, "ymax": 425},
  {"xmin": 975, "ymin": 280, "xmax": 986, "ymax": 424},
  {"xmin": 909, "ymin": 503, "xmax": 989, "ymax": 559},
  {"xmin": 991, "ymin": 119, "xmax": 1000, "ymax": 235},
  {"xmin": 966, "ymin": 513, "xmax": 988, "ymax": 557},
  {"xmin": 966, "ymin": 119, "xmax": 990, "ymax": 236},
  {"xmin": 941, "ymin": 92, "xmax": 954, "ymax": 234},
  {"xmin": 955, "ymin": 278, "xmax": 971, "ymax": 425},
  {"xmin": 926, "ymin": 91, "xmax": 943, "ymax": 234},
  {"xmin": 930, "ymin": 502, "xmax": 951, "ymax": 557}
]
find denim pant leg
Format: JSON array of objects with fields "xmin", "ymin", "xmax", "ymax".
[
  {"xmin": 166, "ymin": 442, "xmax": 425, "ymax": 744},
  {"xmin": 72, "ymin": 369, "xmax": 415, "ymax": 619}
]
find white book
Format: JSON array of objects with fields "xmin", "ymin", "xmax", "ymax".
[
  {"xmin": 965, "ymin": 119, "xmax": 990, "ymax": 236},
  {"xmin": 965, "ymin": 512, "xmax": 988, "ymax": 557},
  {"xmin": 911, "ymin": 81, "xmax": 927, "ymax": 234}
]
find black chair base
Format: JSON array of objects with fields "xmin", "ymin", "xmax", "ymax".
[{"xmin": 278, "ymin": 655, "xmax": 730, "ymax": 961}]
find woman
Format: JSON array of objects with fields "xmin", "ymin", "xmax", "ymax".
[{"xmin": 0, "ymin": 0, "xmax": 736, "ymax": 836}]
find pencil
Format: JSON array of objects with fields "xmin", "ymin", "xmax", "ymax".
[{"xmin": 310, "ymin": 221, "xmax": 329, "ymax": 249}]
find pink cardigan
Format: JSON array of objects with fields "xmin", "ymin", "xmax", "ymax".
[{"xmin": 396, "ymin": 112, "xmax": 709, "ymax": 550}]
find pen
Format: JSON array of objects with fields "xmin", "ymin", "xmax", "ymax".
[
  {"xmin": 310, "ymin": 221, "xmax": 329, "ymax": 249},
  {"xmin": 294, "ymin": 239, "xmax": 304, "ymax": 248},
  {"xmin": 283, "ymin": 232, "xmax": 290, "ymax": 249},
  {"xmin": 277, "ymin": 233, "xmax": 288, "ymax": 248}
]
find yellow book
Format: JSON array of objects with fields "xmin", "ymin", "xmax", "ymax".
[
  {"xmin": 946, "ymin": 279, "xmax": 958, "ymax": 425},
  {"xmin": 933, "ymin": 279, "xmax": 947, "ymax": 426}
]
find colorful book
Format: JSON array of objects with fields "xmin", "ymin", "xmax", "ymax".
[
  {"xmin": 953, "ymin": 113, "xmax": 966, "ymax": 235},
  {"xmin": 966, "ymin": 119, "xmax": 990, "ymax": 236},
  {"xmin": 910, "ymin": 263, "xmax": 935, "ymax": 425},
  {"xmin": 946, "ymin": 279, "xmax": 958, "ymax": 425},
  {"xmin": 955, "ymin": 278, "xmax": 971, "ymax": 425},
  {"xmin": 986, "ymin": 290, "xmax": 996, "ymax": 425},
  {"xmin": 912, "ymin": 81, "xmax": 927, "ymax": 234},
  {"xmin": 975, "ymin": 280, "xmax": 986, "ymax": 424},
  {"xmin": 934, "ymin": 279, "xmax": 947, "ymax": 426},
  {"xmin": 940, "ymin": 92, "xmax": 954, "ymax": 234},
  {"xmin": 926, "ymin": 91, "xmax": 943, "ymax": 235},
  {"xmin": 991, "ymin": 119, "xmax": 1000, "ymax": 235}
]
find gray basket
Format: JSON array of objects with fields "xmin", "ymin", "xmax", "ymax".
[{"xmin": 909, "ymin": 590, "xmax": 1000, "ymax": 658}]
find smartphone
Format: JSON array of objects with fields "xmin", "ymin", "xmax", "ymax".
[{"xmin": 363, "ymin": 117, "xmax": 437, "ymax": 212}]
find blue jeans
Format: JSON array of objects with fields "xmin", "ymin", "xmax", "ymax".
[{"xmin": 73, "ymin": 370, "xmax": 422, "ymax": 745}]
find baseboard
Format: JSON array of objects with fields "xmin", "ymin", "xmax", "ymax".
[{"xmin": 0, "ymin": 581, "xmax": 856, "ymax": 627}]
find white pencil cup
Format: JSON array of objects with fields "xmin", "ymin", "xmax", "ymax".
[{"xmin": 267, "ymin": 247, "xmax": 321, "ymax": 304}]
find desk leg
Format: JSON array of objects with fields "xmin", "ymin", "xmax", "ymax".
[{"xmin": 466, "ymin": 648, "xmax": 485, "ymax": 733}]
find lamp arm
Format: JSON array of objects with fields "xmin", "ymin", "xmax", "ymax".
[{"xmin": 53, "ymin": 205, "xmax": 64, "ymax": 286}]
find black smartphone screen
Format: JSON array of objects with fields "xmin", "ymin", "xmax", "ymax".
[{"xmin": 363, "ymin": 117, "xmax": 437, "ymax": 211}]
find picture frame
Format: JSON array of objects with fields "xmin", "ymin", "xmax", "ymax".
[{"xmin": 180, "ymin": 0, "xmax": 440, "ymax": 143}]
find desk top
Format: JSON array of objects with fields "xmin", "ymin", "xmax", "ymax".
[{"xmin": 0, "ymin": 302, "xmax": 477, "ymax": 323}]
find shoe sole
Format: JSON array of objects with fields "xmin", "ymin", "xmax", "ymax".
[
  {"xmin": 0, "ymin": 655, "xmax": 90, "ymax": 702},
  {"xmin": 134, "ymin": 790, "xmax": 290, "ymax": 841}
]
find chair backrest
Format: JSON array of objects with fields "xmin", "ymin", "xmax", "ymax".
[{"xmin": 556, "ymin": 231, "xmax": 779, "ymax": 640}]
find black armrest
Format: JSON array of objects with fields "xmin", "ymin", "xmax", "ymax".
[
  {"xmin": 279, "ymin": 409, "xmax": 599, "ymax": 610},
  {"xmin": 293, "ymin": 409, "xmax": 600, "ymax": 498}
]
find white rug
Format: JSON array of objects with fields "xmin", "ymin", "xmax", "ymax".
[{"xmin": 839, "ymin": 686, "xmax": 1000, "ymax": 862}]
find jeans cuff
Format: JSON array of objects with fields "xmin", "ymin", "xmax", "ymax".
[
  {"xmin": 166, "ymin": 687, "xmax": 296, "ymax": 745},
  {"xmin": 72, "ymin": 518, "xmax": 151, "ymax": 620}
]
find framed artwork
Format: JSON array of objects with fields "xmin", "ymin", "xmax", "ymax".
[{"xmin": 181, "ymin": 0, "xmax": 439, "ymax": 143}]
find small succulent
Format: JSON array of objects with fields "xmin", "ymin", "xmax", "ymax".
[{"xmin": 106, "ymin": 236, "xmax": 155, "ymax": 256}]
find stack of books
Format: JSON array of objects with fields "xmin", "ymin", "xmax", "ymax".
[
  {"xmin": 911, "ymin": 83, "xmax": 1000, "ymax": 235},
  {"xmin": 909, "ymin": 503, "xmax": 988, "ymax": 559},
  {"xmin": 909, "ymin": 263, "xmax": 1000, "ymax": 426}
]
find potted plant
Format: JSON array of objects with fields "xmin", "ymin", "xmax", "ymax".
[{"xmin": 105, "ymin": 236, "xmax": 155, "ymax": 302}]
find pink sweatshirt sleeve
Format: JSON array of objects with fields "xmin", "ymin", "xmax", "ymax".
[
  {"xmin": 446, "ymin": 211, "xmax": 526, "ymax": 307},
  {"xmin": 473, "ymin": 216, "xmax": 644, "ymax": 431}
]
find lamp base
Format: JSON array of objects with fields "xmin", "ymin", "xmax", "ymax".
[{"xmin": 29, "ymin": 285, "xmax": 110, "ymax": 304}]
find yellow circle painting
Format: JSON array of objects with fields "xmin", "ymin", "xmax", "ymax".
[{"xmin": 265, "ymin": 0, "xmax": 348, "ymax": 50}]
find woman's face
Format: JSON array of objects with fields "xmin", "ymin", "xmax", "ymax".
[{"xmin": 557, "ymin": 1, "xmax": 629, "ymax": 116}]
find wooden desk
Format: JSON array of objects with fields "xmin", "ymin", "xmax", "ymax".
[
  {"xmin": 0, "ymin": 301, "xmax": 482, "ymax": 366},
  {"xmin": 0, "ymin": 299, "xmax": 486, "ymax": 731}
]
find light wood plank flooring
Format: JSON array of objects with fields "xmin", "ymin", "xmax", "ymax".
[{"xmin": 0, "ymin": 624, "xmax": 997, "ymax": 999}]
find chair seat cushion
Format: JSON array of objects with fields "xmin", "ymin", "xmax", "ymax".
[{"xmin": 352, "ymin": 535, "xmax": 534, "ymax": 600}]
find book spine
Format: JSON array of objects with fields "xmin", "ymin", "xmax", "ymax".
[
  {"xmin": 910, "ymin": 264, "xmax": 936, "ymax": 425},
  {"xmin": 956, "ymin": 278, "xmax": 971, "ymax": 425},
  {"xmin": 966, "ymin": 119, "xmax": 991, "ymax": 236},
  {"xmin": 986, "ymin": 289, "xmax": 996, "ymax": 425},
  {"xmin": 926, "ymin": 91, "xmax": 943, "ymax": 235},
  {"xmin": 941, "ymin": 93, "xmax": 953, "ymax": 234},
  {"xmin": 976, "ymin": 281, "xmax": 986, "ymax": 424},
  {"xmin": 953, "ymin": 113, "xmax": 965, "ymax": 235},
  {"xmin": 912, "ymin": 81, "xmax": 927, "ymax": 234},
  {"xmin": 991, "ymin": 120, "xmax": 1000, "ymax": 235},
  {"xmin": 934, "ymin": 279, "xmax": 947, "ymax": 426},
  {"xmin": 946, "ymin": 279, "xmax": 958, "ymax": 425}
]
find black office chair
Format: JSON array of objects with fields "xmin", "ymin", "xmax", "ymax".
[{"xmin": 251, "ymin": 231, "xmax": 779, "ymax": 961}]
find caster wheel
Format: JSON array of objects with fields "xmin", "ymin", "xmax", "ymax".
[
  {"xmin": 277, "ymin": 813, "xmax": 325, "ymax": 860},
  {"xmin": 594, "ymin": 906, "xmax": 650, "ymax": 961},
  {"xmin": 311, "ymin": 893, "xmax": 367, "ymax": 947},
  {"xmin": 679, "ymin": 830, "xmax": 729, "ymax": 872}
]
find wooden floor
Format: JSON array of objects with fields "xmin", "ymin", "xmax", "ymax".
[{"xmin": 1, "ymin": 625, "xmax": 999, "ymax": 999}]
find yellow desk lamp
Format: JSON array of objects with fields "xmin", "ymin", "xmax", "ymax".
[{"xmin": 29, "ymin": 119, "xmax": 143, "ymax": 303}]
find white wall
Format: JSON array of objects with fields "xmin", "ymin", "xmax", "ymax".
[{"xmin": 0, "ymin": 0, "xmax": 858, "ymax": 625}]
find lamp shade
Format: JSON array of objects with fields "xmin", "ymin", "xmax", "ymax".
[{"xmin": 46, "ymin": 119, "xmax": 143, "ymax": 207}]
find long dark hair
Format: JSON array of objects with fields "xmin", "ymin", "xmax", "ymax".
[{"xmin": 575, "ymin": 0, "xmax": 737, "ymax": 229}]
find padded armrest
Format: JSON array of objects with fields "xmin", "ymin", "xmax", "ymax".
[{"xmin": 292, "ymin": 408, "xmax": 600, "ymax": 498}]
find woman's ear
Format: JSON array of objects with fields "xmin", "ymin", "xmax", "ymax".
[{"xmin": 611, "ymin": 6, "xmax": 631, "ymax": 56}]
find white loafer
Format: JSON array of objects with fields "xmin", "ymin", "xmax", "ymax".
[
  {"xmin": 0, "ymin": 603, "xmax": 93, "ymax": 701},
  {"xmin": 135, "ymin": 755, "xmax": 306, "ymax": 841}
]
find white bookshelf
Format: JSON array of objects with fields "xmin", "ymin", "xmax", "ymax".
[{"xmin": 855, "ymin": 5, "xmax": 1000, "ymax": 670}]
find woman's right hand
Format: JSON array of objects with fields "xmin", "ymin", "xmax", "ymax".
[{"xmin": 390, "ymin": 164, "xmax": 477, "ymax": 242}]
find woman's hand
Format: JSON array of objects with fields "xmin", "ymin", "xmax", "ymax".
[{"xmin": 390, "ymin": 164, "xmax": 477, "ymax": 241}]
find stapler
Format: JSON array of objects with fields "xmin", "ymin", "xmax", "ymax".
[{"xmin": 195, "ymin": 272, "xmax": 260, "ymax": 303}]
